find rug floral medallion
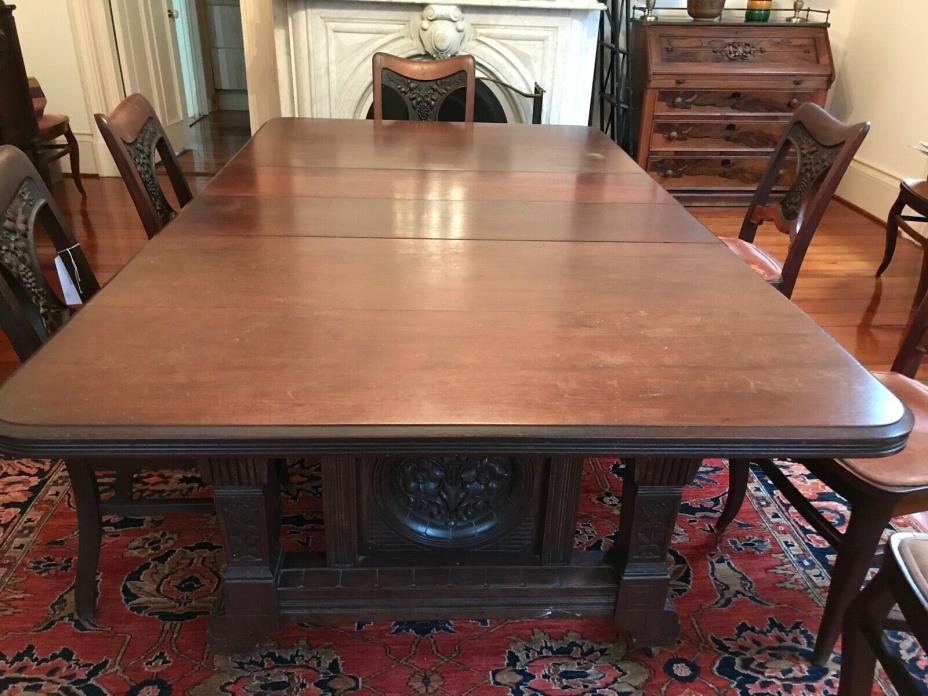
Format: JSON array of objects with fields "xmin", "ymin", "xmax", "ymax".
[{"xmin": 0, "ymin": 456, "xmax": 923, "ymax": 695}]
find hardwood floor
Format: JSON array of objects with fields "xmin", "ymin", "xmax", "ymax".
[
  {"xmin": 691, "ymin": 203, "xmax": 923, "ymax": 375},
  {"xmin": 176, "ymin": 110, "xmax": 251, "ymax": 176},
  {"xmin": 5, "ymin": 160, "xmax": 923, "ymax": 385}
]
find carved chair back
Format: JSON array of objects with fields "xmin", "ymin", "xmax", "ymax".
[
  {"xmin": 95, "ymin": 94, "xmax": 193, "ymax": 239},
  {"xmin": 0, "ymin": 145, "xmax": 99, "ymax": 361},
  {"xmin": 372, "ymin": 53, "xmax": 476, "ymax": 123},
  {"xmin": 738, "ymin": 102, "xmax": 869, "ymax": 298}
]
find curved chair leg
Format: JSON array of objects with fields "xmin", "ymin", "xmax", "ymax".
[
  {"xmin": 715, "ymin": 458, "xmax": 749, "ymax": 539},
  {"xmin": 837, "ymin": 561, "xmax": 896, "ymax": 696},
  {"xmin": 66, "ymin": 461, "xmax": 101, "ymax": 620},
  {"xmin": 876, "ymin": 191, "xmax": 904, "ymax": 276},
  {"xmin": 64, "ymin": 125, "xmax": 86, "ymax": 197},
  {"xmin": 812, "ymin": 504, "xmax": 892, "ymax": 665}
]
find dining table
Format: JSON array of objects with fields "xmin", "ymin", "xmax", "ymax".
[{"xmin": 0, "ymin": 118, "xmax": 911, "ymax": 655}]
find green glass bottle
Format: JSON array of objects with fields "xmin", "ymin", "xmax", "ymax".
[{"xmin": 745, "ymin": 0, "xmax": 772, "ymax": 21}]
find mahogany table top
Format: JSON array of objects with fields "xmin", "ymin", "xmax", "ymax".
[{"xmin": 0, "ymin": 119, "xmax": 910, "ymax": 458}]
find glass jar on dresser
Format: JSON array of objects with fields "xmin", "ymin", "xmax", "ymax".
[{"xmin": 630, "ymin": 19, "xmax": 835, "ymax": 206}]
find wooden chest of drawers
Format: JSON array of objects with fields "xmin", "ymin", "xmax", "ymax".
[{"xmin": 631, "ymin": 20, "xmax": 835, "ymax": 205}]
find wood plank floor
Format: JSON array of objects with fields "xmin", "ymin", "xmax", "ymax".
[
  {"xmin": 176, "ymin": 110, "xmax": 251, "ymax": 177},
  {"xmin": 6, "ymin": 127, "xmax": 923, "ymax": 386}
]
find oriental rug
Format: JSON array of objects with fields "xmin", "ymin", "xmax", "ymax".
[{"xmin": 0, "ymin": 457, "xmax": 924, "ymax": 695}]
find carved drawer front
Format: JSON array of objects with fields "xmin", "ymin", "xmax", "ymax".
[
  {"xmin": 656, "ymin": 35, "xmax": 821, "ymax": 68},
  {"xmin": 655, "ymin": 90, "xmax": 817, "ymax": 116},
  {"xmin": 650, "ymin": 120, "xmax": 785, "ymax": 153},
  {"xmin": 647, "ymin": 156, "xmax": 793, "ymax": 191}
]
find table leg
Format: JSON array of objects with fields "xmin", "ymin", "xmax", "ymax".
[
  {"xmin": 65, "ymin": 460, "xmax": 101, "ymax": 620},
  {"xmin": 613, "ymin": 457, "xmax": 700, "ymax": 651},
  {"xmin": 199, "ymin": 457, "xmax": 281, "ymax": 654}
]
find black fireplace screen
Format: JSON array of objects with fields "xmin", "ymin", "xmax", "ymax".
[{"xmin": 589, "ymin": 0, "xmax": 633, "ymax": 153}]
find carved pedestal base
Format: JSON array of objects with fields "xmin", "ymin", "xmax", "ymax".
[
  {"xmin": 197, "ymin": 454, "xmax": 704, "ymax": 654},
  {"xmin": 613, "ymin": 458, "xmax": 701, "ymax": 649},
  {"xmin": 199, "ymin": 458, "xmax": 282, "ymax": 654}
]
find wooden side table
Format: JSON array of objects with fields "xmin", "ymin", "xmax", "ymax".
[{"xmin": 877, "ymin": 179, "xmax": 928, "ymax": 307}]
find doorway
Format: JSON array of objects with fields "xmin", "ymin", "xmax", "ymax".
[{"xmin": 108, "ymin": 0, "xmax": 251, "ymax": 177}]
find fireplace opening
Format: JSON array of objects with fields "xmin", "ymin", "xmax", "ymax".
[{"xmin": 366, "ymin": 80, "xmax": 507, "ymax": 123}]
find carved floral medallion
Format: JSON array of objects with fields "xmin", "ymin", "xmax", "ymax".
[{"xmin": 375, "ymin": 455, "xmax": 531, "ymax": 547}]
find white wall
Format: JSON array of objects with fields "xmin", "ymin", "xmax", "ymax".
[
  {"xmin": 826, "ymin": 1, "xmax": 928, "ymax": 218},
  {"xmin": 13, "ymin": 0, "xmax": 99, "ymax": 174}
]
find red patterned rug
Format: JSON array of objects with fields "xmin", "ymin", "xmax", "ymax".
[{"xmin": 0, "ymin": 457, "xmax": 924, "ymax": 695}]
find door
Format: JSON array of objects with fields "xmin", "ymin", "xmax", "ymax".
[
  {"xmin": 204, "ymin": 0, "xmax": 247, "ymax": 111},
  {"xmin": 109, "ymin": 0, "xmax": 190, "ymax": 153},
  {"xmin": 174, "ymin": 0, "xmax": 210, "ymax": 121}
]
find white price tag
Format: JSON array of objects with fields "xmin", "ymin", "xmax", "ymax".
[{"xmin": 54, "ymin": 254, "xmax": 83, "ymax": 305}]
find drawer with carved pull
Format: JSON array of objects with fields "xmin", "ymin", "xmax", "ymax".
[
  {"xmin": 650, "ymin": 120, "xmax": 785, "ymax": 154},
  {"xmin": 647, "ymin": 156, "xmax": 794, "ymax": 191},
  {"xmin": 655, "ymin": 90, "xmax": 816, "ymax": 116}
]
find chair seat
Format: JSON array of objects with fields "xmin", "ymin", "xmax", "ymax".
[
  {"xmin": 838, "ymin": 372, "xmax": 928, "ymax": 490},
  {"xmin": 896, "ymin": 534, "xmax": 928, "ymax": 601},
  {"xmin": 719, "ymin": 237, "xmax": 783, "ymax": 282},
  {"xmin": 38, "ymin": 113, "xmax": 69, "ymax": 137},
  {"xmin": 902, "ymin": 179, "xmax": 928, "ymax": 206}
]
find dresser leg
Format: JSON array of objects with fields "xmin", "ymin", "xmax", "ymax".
[
  {"xmin": 199, "ymin": 458, "xmax": 281, "ymax": 654},
  {"xmin": 612, "ymin": 457, "xmax": 701, "ymax": 650}
]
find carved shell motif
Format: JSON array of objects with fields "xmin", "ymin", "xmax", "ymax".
[{"xmin": 419, "ymin": 5, "xmax": 466, "ymax": 60}]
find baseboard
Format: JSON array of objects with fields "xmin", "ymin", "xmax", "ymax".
[
  {"xmin": 47, "ymin": 131, "xmax": 121, "ymax": 178},
  {"xmin": 835, "ymin": 158, "xmax": 901, "ymax": 221},
  {"xmin": 837, "ymin": 158, "xmax": 928, "ymax": 239},
  {"xmin": 834, "ymin": 195, "xmax": 885, "ymax": 227},
  {"xmin": 49, "ymin": 131, "xmax": 97, "ymax": 177}
]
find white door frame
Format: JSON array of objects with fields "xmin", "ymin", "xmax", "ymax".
[
  {"xmin": 65, "ymin": 0, "xmax": 125, "ymax": 177},
  {"xmin": 240, "ymin": 0, "xmax": 281, "ymax": 133},
  {"xmin": 108, "ymin": 0, "xmax": 190, "ymax": 152},
  {"xmin": 69, "ymin": 0, "xmax": 279, "ymax": 160},
  {"xmin": 175, "ymin": 0, "xmax": 211, "ymax": 120}
]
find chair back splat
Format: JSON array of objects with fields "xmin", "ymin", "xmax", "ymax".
[
  {"xmin": 738, "ymin": 103, "xmax": 870, "ymax": 298},
  {"xmin": 95, "ymin": 94, "xmax": 193, "ymax": 238},
  {"xmin": 372, "ymin": 53, "xmax": 476, "ymax": 123},
  {"xmin": 0, "ymin": 145, "xmax": 99, "ymax": 360}
]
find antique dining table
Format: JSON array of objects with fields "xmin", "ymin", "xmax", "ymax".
[{"xmin": 0, "ymin": 118, "xmax": 911, "ymax": 654}]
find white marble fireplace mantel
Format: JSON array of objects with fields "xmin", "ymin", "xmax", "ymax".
[{"xmin": 271, "ymin": 0, "xmax": 603, "ymax": 125}]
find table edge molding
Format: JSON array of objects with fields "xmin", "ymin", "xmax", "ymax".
[{"xmin": 0, "ymin": 412, "xmax": 912, "ymax": 459}]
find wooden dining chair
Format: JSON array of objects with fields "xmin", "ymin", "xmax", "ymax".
[
  {"xmin": 0, "ymin": 144, "xmax": 98, "ymax": 354},
  {"xmin": 0, "ymin": 144, "xmax": 210, "ymax": 621},
  {"xmin": 716, "ymin": 290, "xmax": 928, "ymax": 664},
  {"xmin": 839, "ymin": 533, "xmax": 928, "ymax": 695},
  {"xmin": 94, "ymin": 93, "xmax": 192, "ymax": 239},
  {"xmin": 877, "ymin": 179, "xmax": 928, "ymax": 309},
  {"xmin": 372, "ymin": 52, "xmax": 476, "ymax": 123},
  {"xmin": 28, "ymin": 77, "xmax": 85, "ymax": 196},
  {"xmin": 719, "ymin": 103, "xmax": 869, "ymax": 299}
]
